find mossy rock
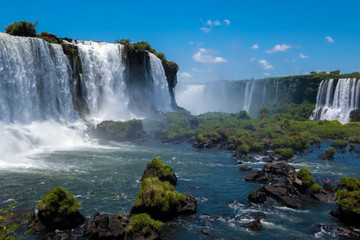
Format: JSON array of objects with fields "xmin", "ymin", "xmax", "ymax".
[
  {"xmin": 141, "ymin": 157, "xmax": 177, "ymax": 185},
  {"xmin": 125, "ymin": 213, "xmax": 162, "ymax": 237},
  {"xmin": 297, "ymin": 168, "xmax": 315, "ymax": 188},
  {"xmin": 35, "ymin": 187, "xmax": 84, "ymax": 231}
]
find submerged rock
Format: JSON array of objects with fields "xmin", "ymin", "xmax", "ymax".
[
  {"xmin": 248, "ymin": 190, "xmax": 267, "ymax": 204},
  {"xmin": 245, "ymin": 219, "xmax": 262, "ymax": 231},
  {"xmin": 239, "ymin": 165, "xmax": 252, "ymax": 172}
]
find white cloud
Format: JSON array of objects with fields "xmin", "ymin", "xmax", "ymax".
[
  {"xmin": 251, "ymin": 44, "xmax": 259, "ymax": 50},
  {"xmin": 189, "ymin": 41, "xmax": 194, "ymax": 45},
  {"xmin": 250, "ymin": 57, "xmax": 256, "ymax": 62},
  {"xmin": 259, "ymin": 59, "xmax": 274, "ymax": 70},
  {"xmin": 201, "ymin": 27, "xmax": 211, "ymax": 33},
  {"xmin": 201, "ymin": 19, "xmax": 230, "ymax": 32},
  {"xmin": 264, "ymin": 72, "xmax": 271, "ymax": 76},
  {"xmin": 193, "ymin": 48, "xmax": 227, "ymax": 63},
  {"xmin": 299, "ymin": 53, "xmax": 309, "ymax": 59},
  {"xmin": 326, "ymin": 36, "xmax": 334, "ymax": 43},
  {"xmin": 266, "ymin": 44, "xmax": 291, "ymax": 54},
  {"xmin": 179, "ymin": 72, "xmax": 193, "ymax": 78}
]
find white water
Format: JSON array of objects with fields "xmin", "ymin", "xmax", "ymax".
[
  {"xmin": 148, "ymin": 52, "xmax": 172, "ymax": 111},
  {"xmin": 311, "ymin": 78, "xmax": 360, "ymax": 123},
  {"xmin": 0, "ymin": 33, "xmax": 173, "ymax": 166}
]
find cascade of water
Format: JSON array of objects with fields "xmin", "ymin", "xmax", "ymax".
[
  {"xmin": 74, "ymin": 40, "xmax": 136, "ymax": 122},
  {"xmin": 0, "ymin": 33, "xmax": 77, "ymax": 123},
  {"xmin": 262, "ymin": 81, "xmax": 267, "ymax": 104},
  {"xmin": 243, "ymin": 81, "xmax": 255, "ymax": 112},
  {"xmin": 311, "ymin": 78, "xmax": 360, "ymax": 123},
  {"xmin": 148, "ymin": 52, "xmax": 172, "ymax": 111},
  {"xmin": 275, "ymin": 80, "xmax": 279, "ymax": 105}
]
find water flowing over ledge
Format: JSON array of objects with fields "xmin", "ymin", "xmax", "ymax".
[{"xmin": 311, "ymin": 78, "xmax": 360, "ymax": 123}]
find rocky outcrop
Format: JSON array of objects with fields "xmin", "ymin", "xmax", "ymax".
[
  {"xmin": 245, "ymin": 219, "xmax": 262, "ymax": 231},
  {"xmin": 248, "ymin": 190, "xmax": 267, "ymax": 204},
  {"xmin": 245, "ymin": 162, "xmax": 296, "ymax": 184},
  {"xmin": 318, "ymin": 153, "xmax": 334, "ymax": 161},
  {"xmin": 33, "ymin": 210, "xmax": 85, "ymax": 232},
  {"xmin": 261, "ymin": 184, "xmax": 302, "ymax": 208}
]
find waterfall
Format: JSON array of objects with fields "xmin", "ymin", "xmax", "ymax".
[
  {"xmin": 0, "ymin": 33, "xmax": 175, "ymax": 164},
  {"xmin": 243, "ymin": 81, "xmax": 255, "ymax": 112},
  {"xmin": 275, "ymin": 80, "xmax": 279, "ymax": 105},
  {"xmin": 311, "ymin": 78, "xmax": 360, "ymax": 123},
  {"xmin": 148, "ymin": 52, "xmax": 172, "ymax": 111},
  {"xmin": 0, "ymin": 33, "xmax": 77, "ymax": 123}
]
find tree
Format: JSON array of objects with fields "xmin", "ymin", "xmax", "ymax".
[
  {"xmin": 115, "ymin": 39, "xmax": 131, "ymax": 45},
  {"xmin": 4, "ymin": 21, "xmax": 37, "ymax": 37}
]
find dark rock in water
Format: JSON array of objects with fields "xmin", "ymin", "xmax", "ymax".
[
  {"xmin": 239, "ymin": 165, "xmax": 252, "ymax": 172},
  {"xmin": 252, "ymin": 212, "xmax": 266, "ymax": 221},
  {"xmin": 245, "ymin": 219, "xmax": 262, "ymax": 231},
  {"xmin": 262, "ymin": 157, "xmax": 273, "ymax": 163},
  {"xmin": 337, "ymin": 226, "xmax": 360, "ymax": 239},
  {"xmin": 261, "ymin": 184, "xmax": 302, "ymax": 208},
  {"xmin": 245, "ymin": 162, "xmax": 296, "ymax": 184},
  {"xmin": 259, "ymin": 150, "xmax": 268, "ymax": 156},
  {"xmin": 323, "ymin": 182, "xmax": 336, "ymax": 193},
  {"xmin": 316, "ymin": 178, "xmax": 338, "ymax": 184},
  {"xmin": 248, "ymin": 191, "xmax": 267, "ymax": 204},
  {"xmin": 331, "ymin": 209, "xmax": 360, "ymax": 226},
  {"xmin": 176, "ymin": 194, "xmax": 197, "ymax": 216},
  {"xmin": 237, "ymin": 160, "xmax": 243, "ymax": 165},
  {"xmin": 33, "ymin": 210, "xmax": 85, "ymax": 232},
  {"xmin": 310, "ymin": 191, "xmax": 336, "ymax": 204},
  {"xmin": 317, "ymin": 153, "xmax": 334, "ymax": 161},
  {"xmin": 200, "ymin": 229, "xmax": 215, "ymax": 237},
  {"xmin": 83, "ymin": 212, "xmax": 129, "ymax": 240}
]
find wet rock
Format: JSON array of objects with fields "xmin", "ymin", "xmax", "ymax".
[
  {"xmin": 2, "ymin": 209, "xmax": 34, "ymax": 226},
  {"xmin": 33, "ymin": 210, "xmax": 85, "ymax": 232},
  {"xmin": 261, "ymin": 184, "xmax": 302, "ymax": 208},
  {"xmin": 323, "ymin": 182, "xmax": 336, "ymax": 192},
  {"xmin": 141, "ymin": 160, "xmax": 177, "ymax": 185},
  {"xmin": 248, "ymin": 191, "xmax": 267, "ymax": 204},
  {"xmin": 176, "ymin": 194, "xmax": 197, "ymax": 216},
  {"xmin": 259, "ymin": 150, "xmax": 268, "ymax": 156},
  {"xmin": 262, "ymin": 157, "xmax": 273, "ymax": 163},
  {"xmin": 239, "ymin": 165, "xmax": 252, "ymax": 172},
  {"xmin": 245, "ymin": 219, "xmax": 262, "ymax": 231},
  {"xmin": 310, "ymin": 191, "xmax": 336, "ymax": 204},
  {"xmin": 318, "ymin": 153, "xmax": 334, "ymax": 161},
  {"xmin": 245, "ymin": 162, "xmax": 296, "ymax": 184},
  {"xmin": 252, "ymin": 212, "xmax": 266, "ymax": 221},
  {"xmin": 200, "ymin": 229, "xmax": 215, "ymax": 237},
  {"xmin": 337, "ymin": 226, "xmax": 360, "ymax": 238}
]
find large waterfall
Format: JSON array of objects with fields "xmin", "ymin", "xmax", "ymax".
[
  {"xmin": 310, "ymin": 78, "xmax": 360, "ymax": 123},
  {"xmin": 0, "ymin": 32, "xmax": 175, "ymax": 166}
]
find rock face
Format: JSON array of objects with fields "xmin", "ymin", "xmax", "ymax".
[
  {"xmin": 245, "ymin": 163, "xmax": 303, "ymax": 208},
  {"xmin": 34, "ymin": 210, "xmax": 85, "ymax": 232},
  {"xmin": 83, "ymin": 213, "xmax": 129, "ymax": 240}
]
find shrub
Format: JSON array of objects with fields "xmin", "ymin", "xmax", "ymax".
[
  {"xmin": 335, "ymin": 190, "xmax": 360, "ymax": 215},
  {"xmin": 350, "ymin": 143, "xmax": 356, "ymax": 151},
  {"xmin": 237, "ymin": 143, "xmax": 250, "ymax": 154},
  {"xmin": 274, "ymin": 148, "xmax": 294, "ymax": 159},
  {"xmin": 236, "ymin": 111, "xmax": 251, "ymax": 120},
  {"xmin": 4, "ymin": 21, "xmax": 37, "ymax": 37},
  {"xmin": 311, "ymin": 184, "xmax": 325, "ymax": 194},
  {"xmin": 339, "ymin": 177, "xmax": 360, "ymax": 191},
  {"xmin": 36, "ymin": 187, "xmax": 81, "ymax": 218},
  {"xmin": 0, "ymin": 202, "xmax": 20, "ymax": 240},
  {"xmin": 133, "ymin": 177, "xmax": 186, "ymax": 213},
  {"xmin": 150, "ymin": 157, "xmax": 175, "ymax": 180},
  {"xmin": 332, "ymin": 139, "xmax": 348, "ymax": 148},
  {"xmin": 297, "ymin": 168, "xmax": 315, "ymax": 188},
  {"xmin": 125, "ymin": 213, "xmax": 162, "ymax": 235},
  {"xmin": 115, "ymin": 39, "xmax": 131, "ymax": 45},
  {"xmin": 325, "ymin": 147, "xmax": 336, "ymax": 156}
]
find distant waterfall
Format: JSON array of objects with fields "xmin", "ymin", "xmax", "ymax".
[
  {"xmin": 148, "ymin": 52, "xmax": 172, "ymax": 111},
  {"xmin": 311, "ymin": 78, "xmax": 360, "ymax": 123},
  {"xmin": 0, "ymin": 33, "xmax": 77, "ymax": 123},
  {"xmin": 243, "ymin": 81, "xmax": 255, "ymax": 112}
]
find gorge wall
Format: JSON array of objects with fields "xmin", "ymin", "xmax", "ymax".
[{"xmin": 0, "ymin": 32, "xmax": 178, "ymax": 124}]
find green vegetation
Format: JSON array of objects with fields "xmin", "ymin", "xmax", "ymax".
[
  {"xmin": 4, "ymin": 21, "xmax": 37, "ymax": 37},
  {"xmin": 0, "ymin": 202, "xmax": 20, "ymax": 240},
  {"xmin": 325, "ymin": 147, "xmax": 336, "ymax": 156},
  {"xmin": 115, "ymin": 39, "xmax": 131, "ymax": 45},
  {"xmin": 297, "ymin": 168, "xmax": 315, "ymax": 188},
  {"xmin": 332, "ymin": 139, "xmax": 348, "ymax": 148},
  {"xmin": 133, "ymin": 177, "xmax": 186, "ymax": 213},
  {"xmin": 274, "ymin": 148, "xmax": 294, "ymax": 159},
  {"xmin": 97, "ymin": 120, "xmax": 145, "ymax": 141},
  {"xmin": 350, "ymin": 143, "xmax": 356, "ymax": 151},
  {"xmin": 125, "ymin": 213, "xmax": 162, "ymax": 236},
  {"xmin": 36, "ymin": 187, "xmax": 81, "ymax": 218},
  {"xmin": 335, "ymin": 189, "xmax": 360, "ymax": 215},
  {"xmin": 149, "ymin": 157, "xmax": 175, "ymax": 180},
  {"xmin": 339, "ymin": 177, "xmax": 360, "ymax": 191},
  {"xmin": 311, "ymin": 184, "xmax": 325, "ymax": 194}
]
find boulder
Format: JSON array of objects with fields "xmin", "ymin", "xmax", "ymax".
[
  {"xmin": 318, "ymin": 153, "xmax": 334, "ymax": 161},
  {"xmin": 245, "ymin": 219, "xmax": 262, "ymax": 231},
  {"xmin": 261, "ymin": 184, "xmax": 302, "ymax": 208},
  {"xmin": 34, "ymin": 210, "xmax": 85, "ymax": 232},
  {"xmin": 176, "ymin": 194, "xmax": 197, "ymax": 215},
  {"xmin": 310, "ymin": 191, "xmax": 336, "ymax": 204},
  {"xmin": 239, "ymin": 165, "xmax": 252, "ymax": 172},
  {"xmin": 248, "ymin": 191, "xmax": 267, "ymax": 204}
]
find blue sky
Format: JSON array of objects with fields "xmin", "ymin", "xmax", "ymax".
[{"xmin": 1, "ymin": 0, "xmax": 360, "ymax": 82}]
